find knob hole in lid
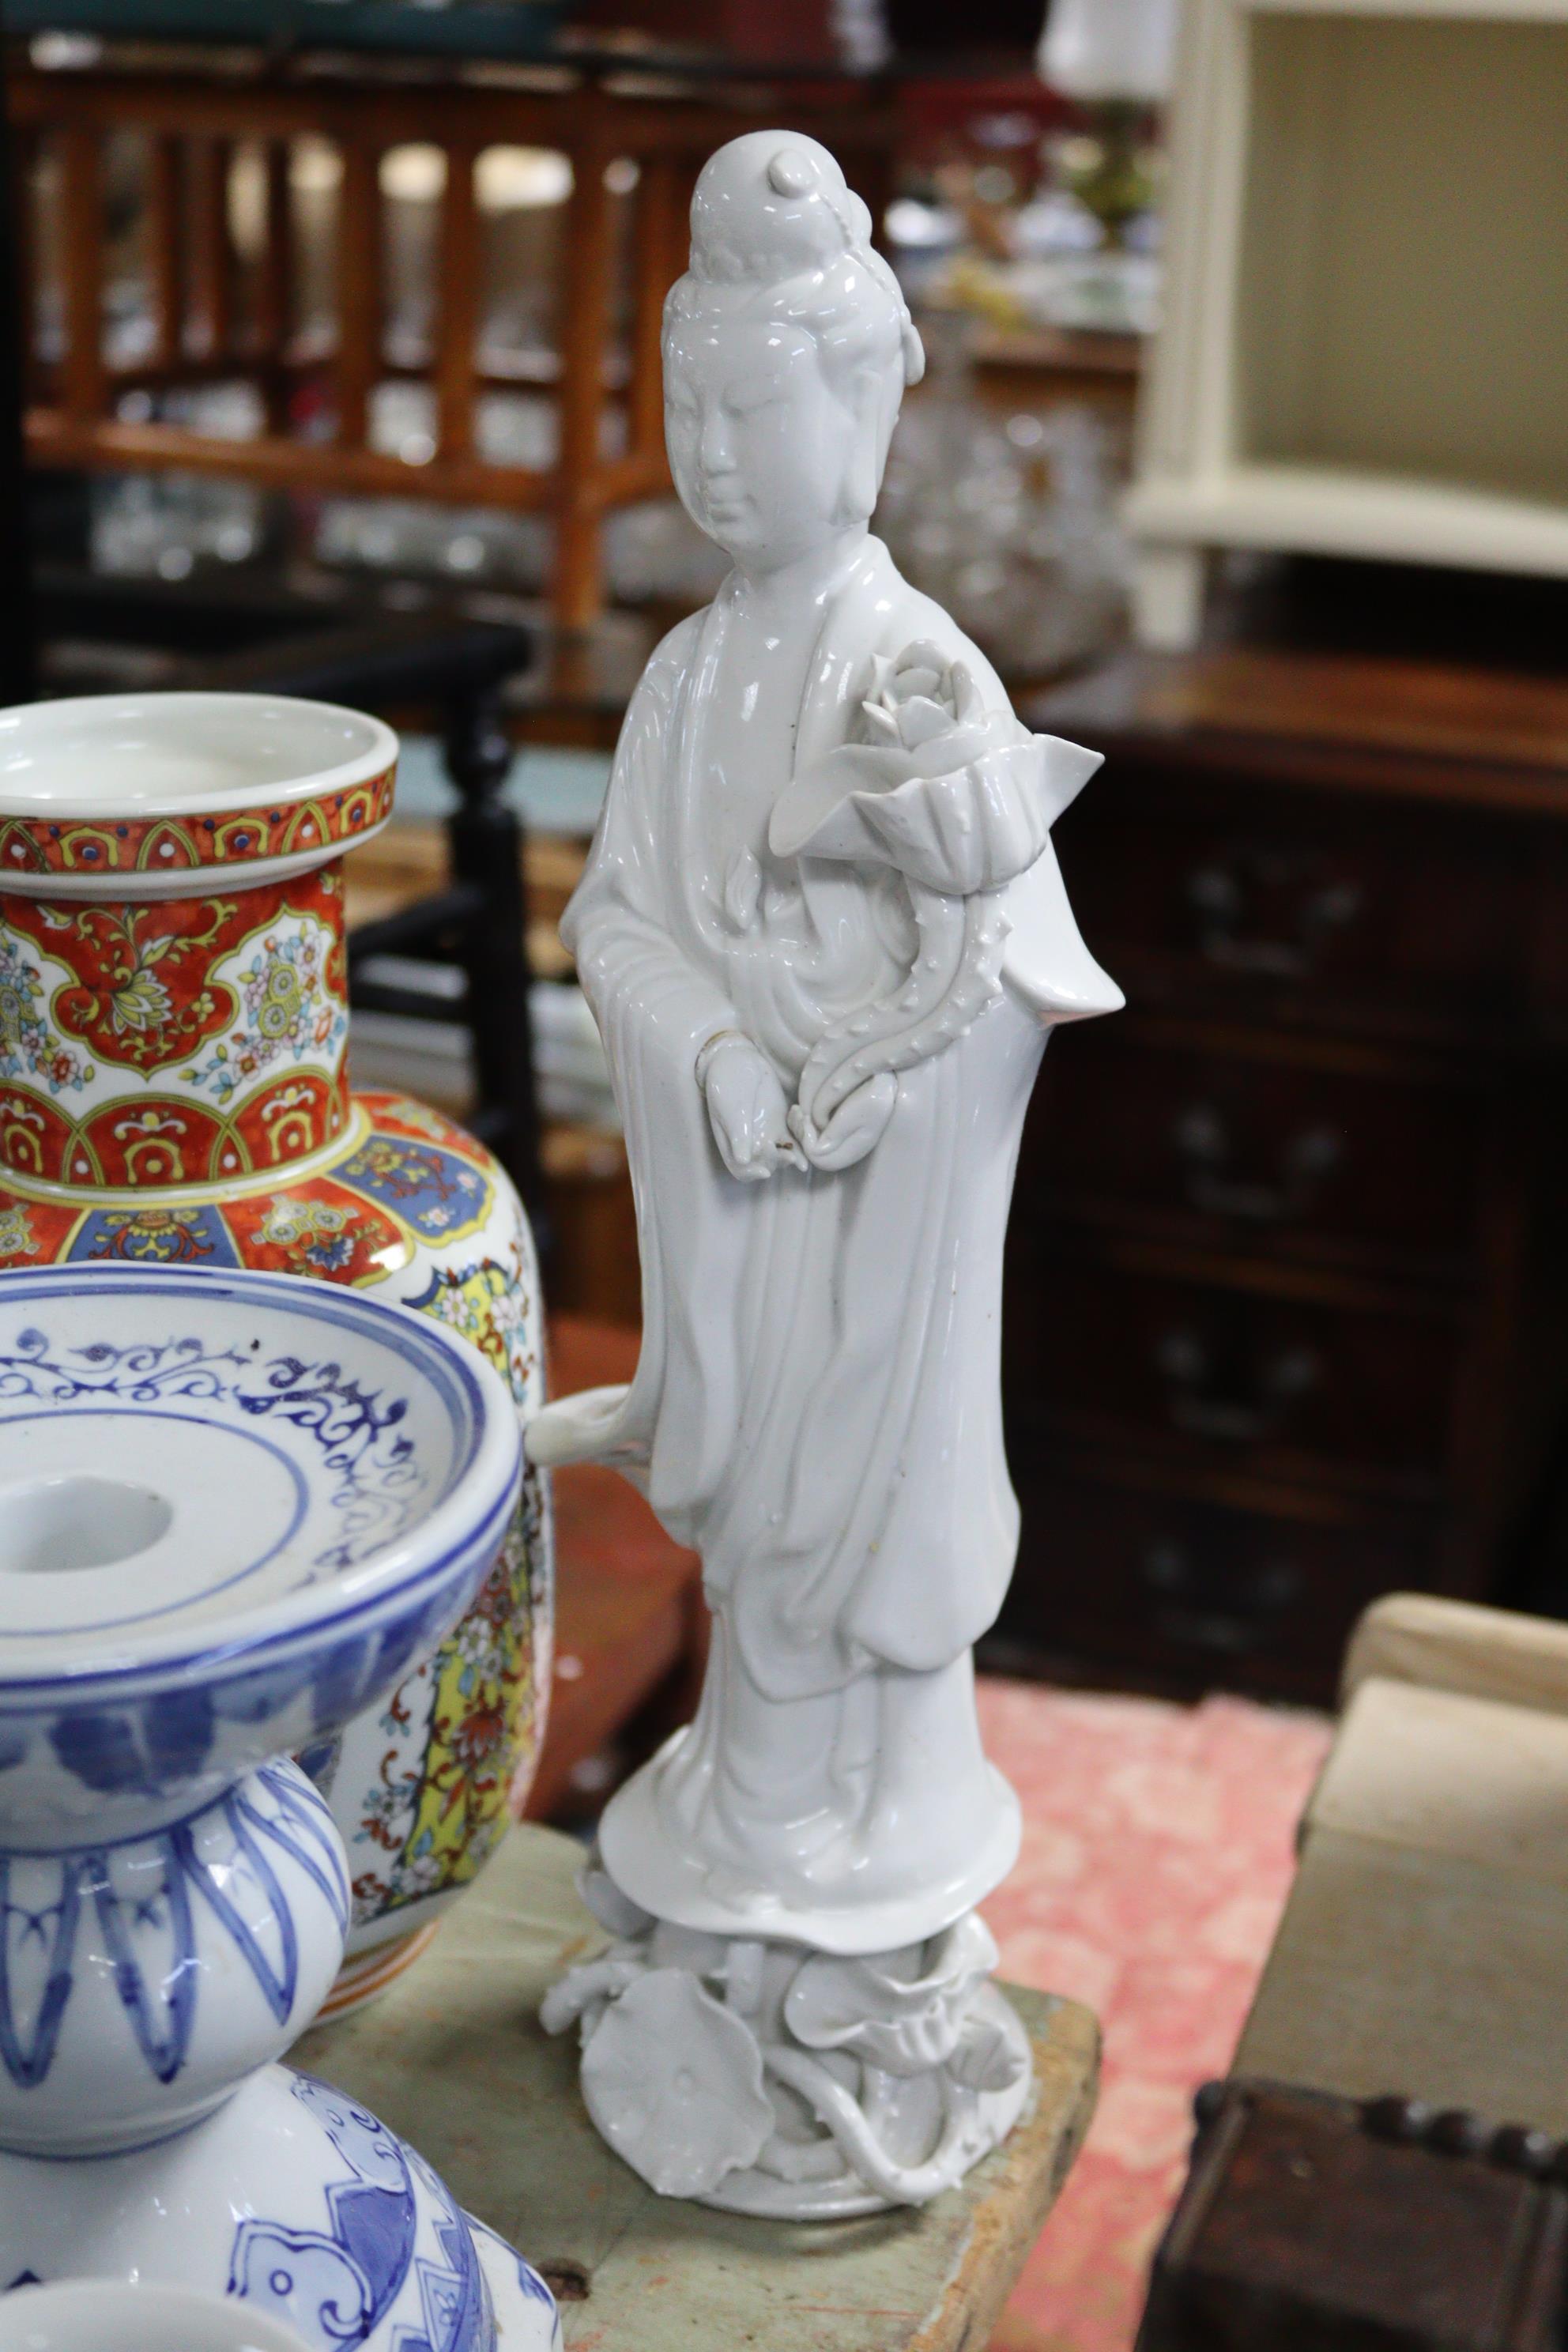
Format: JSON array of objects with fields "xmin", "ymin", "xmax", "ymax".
[{"xmin": 0, "ymin": 1472, "xmax": 173, "ymax": 1575}]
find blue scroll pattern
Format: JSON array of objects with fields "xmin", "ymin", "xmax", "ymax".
[{"xmin": 0, "ymin": 1325, "xmax": 428, "ymax": 1570}]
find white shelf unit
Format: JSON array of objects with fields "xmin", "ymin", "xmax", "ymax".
[{"xmin": 1125, "ymin": 0, "xmax": 1568, "ymax": 645}]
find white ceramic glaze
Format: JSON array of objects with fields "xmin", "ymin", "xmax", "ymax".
[
  {"xmin": 0, "ymin": 2279, "xmax": 316, "ymax": 2352},
  {"xmin": 532, "ymin": 130, "xmax": 1119, "ymax": 2212},
  {"xmin": 0, "ymin": 1265, "xmax": 556, "ymax": 2352}
]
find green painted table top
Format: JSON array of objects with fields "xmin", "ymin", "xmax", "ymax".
[{"xmin": 292, "ymin": 1824, "xmax": 1099, "ymax": 2352}]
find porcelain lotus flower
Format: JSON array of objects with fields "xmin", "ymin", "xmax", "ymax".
[
  {"xmin": 579, "ymin": 1968, "xmax": 775, "ymax": 2198},
  {"xmin": 783, "ymin": 1914, "xmax": 1022, "ymax": 2086},
  {"xmin": 861, "ymin": 642, "xmax": 979, "ymax": 756}
]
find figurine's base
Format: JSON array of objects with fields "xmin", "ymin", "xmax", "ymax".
[
  {"xmin": 0, "ymin": 2063, "xmax": 558, "ymax": 2352},
  {"xmin": 689, "ymin": 1987, "xmax": 1033, "ymax": 2218},
  {"xmin": 542, "ymin": 1864, "xmax": 1033, "ymax": 2214},
  {"xmin": 599, "ymin": 1728, "xmax": 1022, "ymax": 1955}
]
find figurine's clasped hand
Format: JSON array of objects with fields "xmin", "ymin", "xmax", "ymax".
[{"xmin": 696, "ymin": 1031, "xmax": 805, "ymax": 1182}]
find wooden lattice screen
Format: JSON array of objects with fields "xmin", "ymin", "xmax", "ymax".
[{"xmin": 8, "ymin": 58, "xmax": 893, "ymax": 628}]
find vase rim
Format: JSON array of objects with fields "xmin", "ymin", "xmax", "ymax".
[
  {"xmin": 0, "ymin": 1264, "xmax": 521, "ymax": 1712},
  {"xmin": 0, "ymin": 692, "xmax": 398, "ymax": 819},
  {"xmin": 0, "ymin": 693, "xmax": 396, "ymax": 895}
]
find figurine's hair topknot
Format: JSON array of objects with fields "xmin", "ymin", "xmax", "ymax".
[{"xmin": 666, "ymin": 130, "xmax": 925, "ymax": 389}]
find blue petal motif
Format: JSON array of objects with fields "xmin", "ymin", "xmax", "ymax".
[
  {"xmin": 0, "ymin": 1765, "xmax": 342, "ymax": 2090},
  {"xmin": 245, "ymin": 1768, "xmax": 351, "ymax": 1935},
  {"xmin": 227, "ymin": 2077, "xmax": 424, "ymax": 2346},
  {"xmin": 87, "ymin": 1840, "xmax": 197, "ymax": 2083},
  {"xmin": 0, "ymin": 1860, "xmax": 81, "ymax": 2089},
  {"xmin": 236, "ymin": 2081, "xmax": 496, "ymax": 2352},
  {"xmin": 402, "ymin": 2149, "xmax": 492, "ymax": 2352},
  {"xmin": 175, "ymin": 1796, "xmax": 300, "ymax": 2026}
]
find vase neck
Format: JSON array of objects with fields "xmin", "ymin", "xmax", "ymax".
[{"xmin": 0, "ymin": 856, "xmax": 352, "ymax": 1193}]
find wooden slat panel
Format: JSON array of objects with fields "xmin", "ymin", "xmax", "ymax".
[
  {"xmin": 187, "ymin": 137, "xmax": 232, "ymax": 362},
  {"xmin": 334, "ymin": 140, "xmax": 380, "ymax": 449},
  {"xmin": 145, "ymin": 134, "xmax": 183, "ymax": 371},
  {"xmin": 26, "ymin": 409, "xmax": 552, "ymax": 506},
  {"xmin": 7, "ymin": 68, "xmax": 882, "ymax": 167},
  {"xmin": 555, "ymin": 140, "xmax": 616, "ymax": 630},
  {"xmin": 435, "ymin": 141, "xmax": 477, "ymax": 463},
  {"xmin": 625, "ymin": 153, "xmax": 679, "ymax": 473},
  {"xmin": 254, "ymin": 139, "xmax": 294, "ymax": 432},
  {"xmin": 591, "ymin": 448, "xmax": 673, "ymax": 507},
  {"xmin": 57, "ymin": 126, "xmax": 107, "ymax": 422},
  {"xmin": 9, "ymin": 129, "xmax": 40, "ymax": 400}
]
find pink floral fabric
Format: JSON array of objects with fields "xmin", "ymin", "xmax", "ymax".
[{"xmin": 977, "ymin": 1679, "xmax": 1331, "ymax": 2352}]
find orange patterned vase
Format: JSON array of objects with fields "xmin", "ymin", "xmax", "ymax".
[{"xmin": 0, "ymin": 692, "xmax": 550, "ymax": 2008}]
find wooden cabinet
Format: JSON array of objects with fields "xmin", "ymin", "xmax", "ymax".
[{"xmin": 993, "ymin": 646, "xmax": 1568, "ymax": 1702}]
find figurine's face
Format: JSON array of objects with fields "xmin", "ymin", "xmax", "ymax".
[{"xmin": 664, "ymin": 316, "xmax": 882, "ymax": 570}]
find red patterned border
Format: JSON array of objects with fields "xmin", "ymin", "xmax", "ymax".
[
  {"xmin": 0, "ymin": 1071, "xmax": 352, "ymax": 1189},
  {"xmin": 0, "ymin": 766, "xmax": 396, "ymax": 880}
]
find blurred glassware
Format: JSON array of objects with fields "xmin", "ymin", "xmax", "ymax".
[
  {"xmin": 90, "ymin": 386, "xmax": 271, "ymax": 582},
  {"xmin": 1035, "ymin": 0, "xmax": 1171, "ymax": 334},
  {"xmin": 876, "ymin": 309, "xmax": 1128, "ymax": 680}
]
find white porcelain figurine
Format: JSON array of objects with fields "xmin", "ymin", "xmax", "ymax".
[{"xmin": 531, "ymin": 130, "xmax": 1121, "ymax": 2215}]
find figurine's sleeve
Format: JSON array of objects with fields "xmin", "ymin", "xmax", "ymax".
[{"xmin": 562, "ymin": 631, "xmax": 741, "ymax": 1073}]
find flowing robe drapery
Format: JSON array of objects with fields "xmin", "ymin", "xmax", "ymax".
[{"xmin": 543, "ymin": 537, "xmax": 1119, "ymax": 1709}]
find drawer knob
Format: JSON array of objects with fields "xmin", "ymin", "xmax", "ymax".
[
  {"xmin": 1139, "ymin": 1536, "xmax": 1303, "ymax": 1651},
  {"xmin": 1155, "ymin": 1325, "xmax": 1321, "ymax": 1442},
  {"xmin": 1188, "ymin": 851, "xmax": 1363, "ymax": 979},
  {"xmin": 1174, "ymin": 1102, "xmax": 1343, "ymax": 1223}
]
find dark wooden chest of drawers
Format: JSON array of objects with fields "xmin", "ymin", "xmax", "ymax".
[{"xmin": 993, "ymin": 645, "xmax": 1568, "ymax": 1703}]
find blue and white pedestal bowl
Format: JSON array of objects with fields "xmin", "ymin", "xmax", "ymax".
[{"xmin": 0, "ymin": 1266, "xmax": 559, "ymax": 2352}]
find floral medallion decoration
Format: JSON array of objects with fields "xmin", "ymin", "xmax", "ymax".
[
  {"xmin": 0, "ymin": 930, "xmax": 93, "ymax": 1099},
  {"xmin": 405, "ymin": 1257, "xmax": 535, "ymax": 1407},
  {"xmin": 185, "ymin": 920, "xmax": 346, "ymax": 1109},
  {"xmin": 0, "ymin": 871, "xmax": 352, "ymax": 1189},
  {"xmin": 338, "ymin": 1239, "xmax": 545, "ymax": 1928},
  {"xmin": 348, "ymin": 1520, "xmax": 531, "ymax": 1921},
  {"xmin": 0, "ymin": 1204, "xmax": 38, "ymax": 1258},
  {"xmin": 334, "ymin": 1136, "xmax": 492, "ymax": 1245},
  {"xmin": 79, "ymin": 1203, "xmax": 225, "ymax": 1265}
]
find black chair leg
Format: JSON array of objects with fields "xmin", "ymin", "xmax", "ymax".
[{"xmin": 442, "ymin": 686, "xmax": 550, "ymax": 1259}]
